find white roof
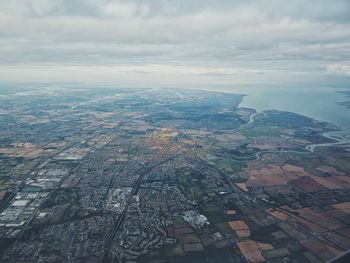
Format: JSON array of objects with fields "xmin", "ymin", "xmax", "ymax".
[{"xmin": 12, "ymin": 200, "xmax": 29, "ymax": 207}]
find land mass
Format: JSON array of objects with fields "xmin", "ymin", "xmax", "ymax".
[{"xmin": 0, "ymin": 87, "xmax": 349, "ymax": 263}]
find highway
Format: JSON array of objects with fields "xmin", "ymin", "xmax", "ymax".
[{"xmin": 101, "ymin": 151, "xmax": 184, "ymax": 263}]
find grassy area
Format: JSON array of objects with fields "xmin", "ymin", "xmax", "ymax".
[
  {"xmin": 240, "ymin": 127, "xmax": 280, "ymax": 137},
  {"xmin": 177, "ymin": 167, "xmax": 211, "ymax": 202},
  {"xmin": 201, "ymin": 203, "xmax": 235, "ymax": 224},
  {"xmin": 214, "ymin": 158, "xmax": 247, "ymax": 173},
  {"xmin": 230, "ymin": 177, "xmax": 247, "ymax": 183},
  {"xmin": 140, "ymin": 244, "xmax": 185, "ymax": 262}
]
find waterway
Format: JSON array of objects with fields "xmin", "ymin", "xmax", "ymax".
[{"xmin": 204, "ymin": 84, "xmax": 350, "ymax": 131}]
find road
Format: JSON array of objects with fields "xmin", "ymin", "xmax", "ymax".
[{"xmin": 101, "ymin": 151, "xmax": 184, "ymax": 263}]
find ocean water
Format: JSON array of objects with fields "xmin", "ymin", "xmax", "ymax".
[{"xmin": 201, "ymin": 85, "xmax": 350, "ymax": 131}]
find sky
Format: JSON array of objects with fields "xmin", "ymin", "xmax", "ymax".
[{"xmin": 0, "ymin": 0, "xmax": 350, "ymax": 88}]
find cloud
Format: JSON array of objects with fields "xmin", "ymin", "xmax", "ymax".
[
  {"xmin": 0, "ymin": 0, "xmax": 349, "ymax": 85},
  {"xmin": 327, "ymin": 64, "xmax": 350, "ymax": 76}
]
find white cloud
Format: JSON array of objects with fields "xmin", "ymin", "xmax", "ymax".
[
  {"xmin": 102, "ymin": 1, "xmax": 149, "ymax": 18},
  {"xmin": 327, "ymin": 63, "xmax": 350, "ymax": 76},
  {"xmin": 0, "ymin": 0, "xmax": 349, "ymax": 85}
]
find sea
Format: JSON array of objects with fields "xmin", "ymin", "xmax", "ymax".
[{"xmin": 201, "ymin": 84, "xmax": 350, "ymax": 132}]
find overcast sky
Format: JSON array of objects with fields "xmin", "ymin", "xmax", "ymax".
[{"xmin": 0, "ymin": 0, "xmax": 349, "ymax": 87}]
